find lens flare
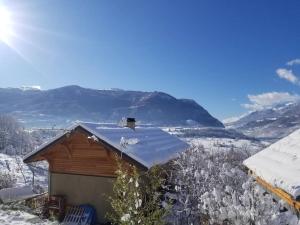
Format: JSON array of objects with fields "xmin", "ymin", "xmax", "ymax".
[{"xmin": 0, "ymin": 6, "xmax": 13, "ymax": 43}]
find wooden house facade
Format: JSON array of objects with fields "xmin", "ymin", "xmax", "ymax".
[{"xmin": 23, "ymin": 122, "xmax": 188, "ymax": 223}]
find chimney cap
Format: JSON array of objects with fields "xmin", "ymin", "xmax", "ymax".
[{"xmin": 127, "ymin": 118, "xmax": 136, "ymax": 123}]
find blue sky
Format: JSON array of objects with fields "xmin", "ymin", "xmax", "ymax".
[{"xmin": 0, "ymin": 0, "xmax": 300, "ymax": 120}]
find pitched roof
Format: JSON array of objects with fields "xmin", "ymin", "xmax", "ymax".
[
  {"xmin": 243, "ymin": 128, "xmax": 300, "ymax": 199},
  {"xmin": 24, "ymin": 122, "xmax": 189, "ymax": 169}
]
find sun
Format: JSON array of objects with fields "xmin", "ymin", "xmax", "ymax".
[{"xmin": 0, "ymin": 6, "xmax": 13, "ymax": 43}]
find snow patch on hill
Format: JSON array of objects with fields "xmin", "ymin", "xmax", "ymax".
[{"xmin": 20, "ymin": 86, "xmax": 41, "ymax": 91}]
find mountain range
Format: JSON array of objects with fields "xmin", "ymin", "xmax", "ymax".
[
  {"xmin": 0, "ymin": 85, "xmax": 224, "ymax": 128},
  {"xmin": 225, "ymin": 102, "xmax": 300, "ymax": 141}
]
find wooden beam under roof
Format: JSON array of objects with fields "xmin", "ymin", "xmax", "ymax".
[{"xmin": 249, "ymin": 170, "xmax": 300, "ymax": 213}]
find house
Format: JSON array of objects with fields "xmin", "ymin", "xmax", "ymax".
[
  {"xmin": 243, "ymin": 128, "xmax": 300, "ymax": 213},
  {"xmin": 23, "ymin": 120, "xmax": 189, "ymax": 223}
]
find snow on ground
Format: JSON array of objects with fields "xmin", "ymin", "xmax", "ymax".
[
  {"xmin": 0, "ymin": 153, "xmax": 48, "ymax": 188},
  {"xmin": 164, "ymin": 126, "xmax": 268, "ymax": 162},
  {"xmin": 0, "ymin": 205, "xmax": 57, "ymax": 225},
  {"xmin": 185, "ymin": 137, "xmax": 266, "ymax": 154}
]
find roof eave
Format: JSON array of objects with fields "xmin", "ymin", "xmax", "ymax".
[
  {"xmin": 248, "ymin": 169, "xmax": 300, "ymax": 212},
  {"xmin": 23, "ymin": 124, "xmax": 79, "ymax": 163},
  {"xmin": 23, "ymin": 123, "xmax": 149, "ymax": 171}
]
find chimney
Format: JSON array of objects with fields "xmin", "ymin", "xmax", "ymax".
[{"xmin": 126, "ymin": 117, "xmax": 136, "ymax": 130}]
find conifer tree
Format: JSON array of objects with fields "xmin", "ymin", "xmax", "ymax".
[{"xmin": 108, "ymin": 157, "xmax": 168, "ymax": 225}]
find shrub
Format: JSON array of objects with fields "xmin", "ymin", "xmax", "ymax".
[
  {"xmin": 169, "ymin": 145, "xmax": 296, "ymax": 225},
  {"xmin": 108, "ymin": 157, "xmax": 168, "ymax": 225},
  {"xmin": 0, "ymin": 172, "xmax": 16, "ymax": 189}
]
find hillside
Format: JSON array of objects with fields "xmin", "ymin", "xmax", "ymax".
[
  {"xmin": 225, "ymin": 102, "xmax": 300, "ymax": 141},
  {"xmin": 0, "ymin": 86, "xmax": 224, "ymax": 128}
]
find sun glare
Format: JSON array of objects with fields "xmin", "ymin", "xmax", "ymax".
[{"xmin": 0, "ymin": 6, "xmax": 13, "ymax": 43}]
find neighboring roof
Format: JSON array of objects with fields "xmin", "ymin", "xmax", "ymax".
[
  {"xmin": 0, "ymin": 186, "xmax": 38, "ymax": 203},
  {"xmin": 243, "ymin": 128, "xmax": 300, "ymax": 199},
  {"xmin": 24, "ymin": 122, "xmax": 189, "ymax": 169}
]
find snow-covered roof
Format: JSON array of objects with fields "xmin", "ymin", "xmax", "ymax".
[
  {"xmin": 80, "ymin": 122, "xmax": 189, "ymax": 168},
  {"xmin": 24, "ymin": 122, "xmax": 189, "ymax": 169},
  {"xmin": 243, "ymin": 128, "xmax": 300, "ymax": 199},
  {"xmin": 0, "ymin": 186, "xmax": 38, "ymax": 203}
]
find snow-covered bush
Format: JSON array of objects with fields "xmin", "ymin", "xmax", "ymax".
[
  {"xmin": 29, "ymin": 129, "xmax": 61, "ymax": 148},
  {"xmin": 0, "ymin": 114, "xmax": 34, "ymax": 155},
  {"xmin": 169, "ymin": 145, "xmax": 298, "ymax": 225},
  {"xmin": 0, "ymin": 172, "xmax": 16, "ymax": 189}
]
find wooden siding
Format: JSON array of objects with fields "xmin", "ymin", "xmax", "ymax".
[
  {"xmin": 40, "ymin": 130, "xmax": 121, "ymax": 177},
  {"xmin": 250, "ymin": 170, "xmax": 300, "ymax": 213}
]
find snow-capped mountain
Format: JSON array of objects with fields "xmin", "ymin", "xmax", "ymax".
[
  {"xmin": 225, "ymin": 102, "xmax": 300, "ymax": 141},
  {"xmin": 0, "ymin": 85, "xmax": 224, "ymax": 128}
]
